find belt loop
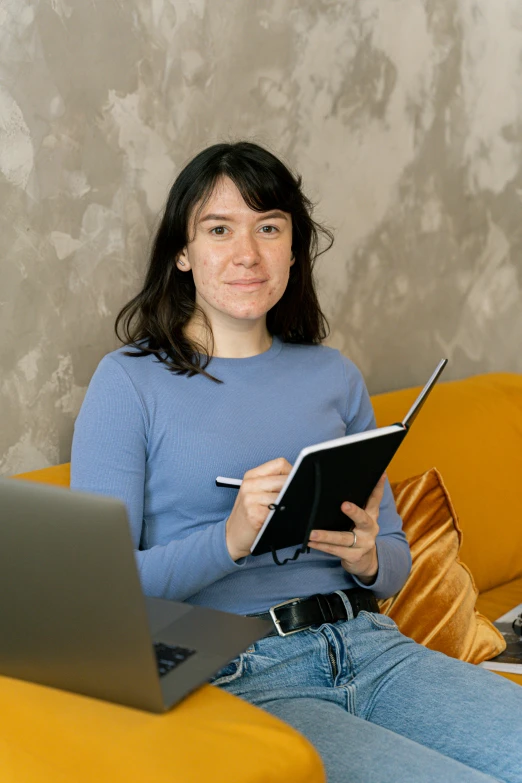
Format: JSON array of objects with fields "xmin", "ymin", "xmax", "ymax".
[
  {"xmin": 341, "ymin": 587, "xmax": 379, "ymax": 618},
  {"xmin": 351, "ymin": 591, "xmax": 361, "ymax": 618},
  {"xmin": 336, "ymin": 589, "xmax": 356, "ymax": 620}
]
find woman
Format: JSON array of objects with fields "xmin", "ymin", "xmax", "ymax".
[{"xmin": 71, "ymin": 141, "xmax": 522, "ymax": 783}]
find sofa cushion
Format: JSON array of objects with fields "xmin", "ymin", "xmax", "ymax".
[
  {"xmin": 0, "ymin": 676, "xmax": 324, "ymax": 783},
  {"xmin": 379, "ymin": 468, "xmax": 505, "ymax": 664},
  {"xmin": 371, "ymin": 373, "xmax": 522, "ymax": 594}
]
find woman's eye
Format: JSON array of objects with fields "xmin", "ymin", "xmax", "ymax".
[{"xmin": 210, "ymin": 225, "xmax": 279, "ymax": 235}]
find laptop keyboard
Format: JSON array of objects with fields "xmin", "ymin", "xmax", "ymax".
[{"xmin": 154, "ymin": 642, "xmax": 196, "ymax": 677}]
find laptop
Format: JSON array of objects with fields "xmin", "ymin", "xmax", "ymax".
[{"xmin": 0, "ymin": 477, "xmax": 271, "ymax": 713}]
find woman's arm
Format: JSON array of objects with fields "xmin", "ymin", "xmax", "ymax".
[{"xmin": 70, "ymin": 356, "xmax": 245, "ymax": 601}]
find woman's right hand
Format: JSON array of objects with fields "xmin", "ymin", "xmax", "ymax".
[{"xmin": 225, "ymin": 457, "xmax": 292, "ymax": 561}]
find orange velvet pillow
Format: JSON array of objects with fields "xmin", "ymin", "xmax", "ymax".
[{"xmin": 379, "ymin": 468, "xmax": 505, "ymax": 664}]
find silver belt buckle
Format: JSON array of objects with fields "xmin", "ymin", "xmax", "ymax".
[{"xmin": 268, "ymin": 597, "xmax": 303, "ymax": 637}]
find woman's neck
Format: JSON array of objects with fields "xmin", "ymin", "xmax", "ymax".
[{"xmin": 184, "ymin": 318, "xmax": 272, "ymax": 359}]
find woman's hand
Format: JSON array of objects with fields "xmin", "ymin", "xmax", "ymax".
[
  {"xmin": 307, "ymin": 474, "xmax": 386, "ymax": 584},
  {"xmin": 225, "ymin": 457, "xmax": 292, "ymax": 561}
]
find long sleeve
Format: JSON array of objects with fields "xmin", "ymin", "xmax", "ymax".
[
  {"xmin": 70, "ymin": 337, "xmax": 410, "ymax": 615},
  {"xmin": 340, "ymin": 356, "xmax": 412, "ymax": 599},
  {"xmin": 70, "ymin": 356, "xmax": 244, "ymax": 600}
]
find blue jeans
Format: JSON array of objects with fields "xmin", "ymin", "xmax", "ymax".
[{"xmin": 210, "ymin": 592, "xmax": 522, "ymax": 783}]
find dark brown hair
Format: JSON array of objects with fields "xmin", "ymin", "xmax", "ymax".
[{"xmin": 114, "ymin": 141, "xmax": 333, "ymax": 383}]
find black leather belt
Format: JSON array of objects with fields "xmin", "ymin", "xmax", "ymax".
[{"xmin": 250, "ymin": 587, "xmax": 379, "ymax": 637}]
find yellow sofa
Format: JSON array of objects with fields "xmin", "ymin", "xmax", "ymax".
[
  {"xmin": 372, "ymin": 371, "xmax": 522, "ymax": 687},
  {"xmin": 5, "ymin": 371, "xmax": 522, "ymax": 781}
]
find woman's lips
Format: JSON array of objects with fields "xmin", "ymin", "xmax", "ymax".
[{"xmin": 227, "ymin": 280, "xmax": 267, "ymax": 290}]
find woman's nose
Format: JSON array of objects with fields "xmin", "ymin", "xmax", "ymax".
[{"xmin": 235, "ymin": 233, "xmax": 260, "ymax": 264}]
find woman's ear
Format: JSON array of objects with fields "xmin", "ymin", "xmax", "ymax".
[{"xmin": 177, "ymin": 248, "xmax": 189, "ymax": 269}]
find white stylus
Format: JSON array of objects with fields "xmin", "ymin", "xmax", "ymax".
[{"xmin": 216, "ymin": 476, "xmax": 242, "ymax": 488}]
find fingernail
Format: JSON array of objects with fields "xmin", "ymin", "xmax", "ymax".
[
  {"xmin": 310, "ymin": 531, "xmax": 318, "ymax": 540},
  {"xmin": 343, "ymin": 502, "xmax": 353, "ymax": 510}
]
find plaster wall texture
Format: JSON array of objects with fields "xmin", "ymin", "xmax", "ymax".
[{"xmin": 1, "ymin": 0, "xmax": 521, "ymax": 475}]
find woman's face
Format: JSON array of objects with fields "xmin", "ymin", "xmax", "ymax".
[{"xmin": 177, "ymin": 177, "xmax": 294, "ymax": 327}]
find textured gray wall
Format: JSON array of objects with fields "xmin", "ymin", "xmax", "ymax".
[{"xmin": 1, "ymin": 0, "xmax": 521, "ymax": 475}]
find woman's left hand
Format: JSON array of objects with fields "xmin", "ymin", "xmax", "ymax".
[{"xmin": 307, "ymin": 474, "xmax": 386, "ymax": 585}]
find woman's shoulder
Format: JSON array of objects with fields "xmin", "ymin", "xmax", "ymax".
[
  {"xmin": 279, "ymin": 338, "xmax": 364, "ymax": 380},
  {"xmin": 93, "ymin": 341, "xmax": 167, "ymax": 386}
]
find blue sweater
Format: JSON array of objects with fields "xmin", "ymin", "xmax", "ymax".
[{"xmin": 70, "ymin": 336, "xmax": 411, "ymax": 614}]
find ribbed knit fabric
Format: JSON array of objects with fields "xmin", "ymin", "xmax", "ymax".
[{"xmin": 70, "ymin": 336, "xmax": 411, "ymax": 614}]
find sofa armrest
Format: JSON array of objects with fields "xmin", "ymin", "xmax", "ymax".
[{"xmin": 0, "ymin": 675, "xmax": 324, "ymax": 783}]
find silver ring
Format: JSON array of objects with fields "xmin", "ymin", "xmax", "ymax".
[{"xmin": 348, "ymin": 530, "xmax": 357, "ymax": 548}]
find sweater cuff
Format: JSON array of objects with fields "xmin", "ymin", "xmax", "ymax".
[
  {"xmin": 350, "ymin": 538, "xmax": 389, "ymax": 599},
  {"xmin": 212, "ymin": 517, "xmax": 247, "ymax": 573}
]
